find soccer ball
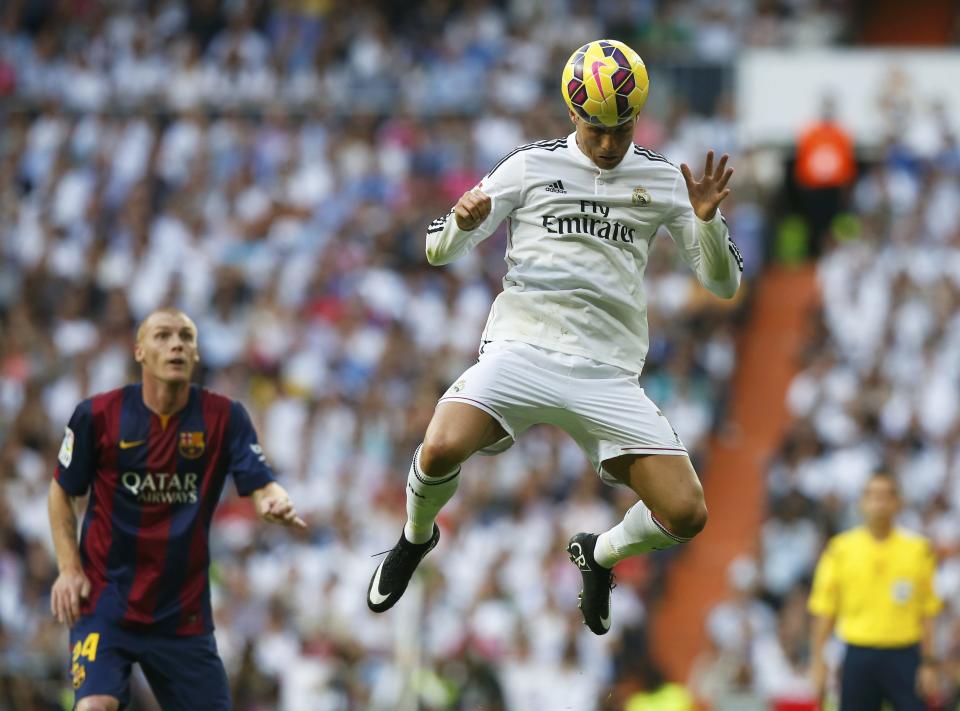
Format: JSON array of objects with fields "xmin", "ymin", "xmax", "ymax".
[{"xmin": 561, "ymin": 39, "xmax": 649, "ymax": 128}]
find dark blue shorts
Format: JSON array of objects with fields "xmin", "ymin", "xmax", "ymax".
[
  {"xmin": 840, "ymin": 643, "xmax": 923, "ymax": 711},
  {"xmin": 69, "ymin": 614, "xmax": 230, "ymax": 710}
]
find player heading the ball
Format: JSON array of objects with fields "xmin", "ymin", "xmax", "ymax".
[{"xmin": 368, "ymin": 39, "xmax": 742, "ymax": 636}]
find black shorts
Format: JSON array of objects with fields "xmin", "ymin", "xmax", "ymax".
[{"xmin": 69, "ymin": 614, "xmax": 230, "ymax": 710}]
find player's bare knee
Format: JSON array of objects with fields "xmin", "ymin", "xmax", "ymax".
[
  {"xmin": 671, "ymin": 500, "xmax": 708, "ymax": 539},
  {"xmin": 419, "ymin": 438, "xmax": 467, "ymax": 476},
  {"xmin": 77, "ymin": 696, "xmax": 120, "ymax": 711}
]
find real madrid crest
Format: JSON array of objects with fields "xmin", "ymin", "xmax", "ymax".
[
  {"xmin": 178, "ymin": 431, "xmax": 205, "ymax": 459},
  {"xmin": 632, "ymin": 186, "xmax": 651, "ymax": 206}
]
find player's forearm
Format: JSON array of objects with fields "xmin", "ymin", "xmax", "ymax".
[
  {"xmin": 47, "ymin": 481, "xmax": 82, "ymax": 572},
  {"xmin": 695, "ymin": 213, "xmax": 741, "ymax": 298},
  {"xmin": 810, "ymin": 614, "xmax": 835, "ymax": 664},
  {"xmin": 426, "ymin": 222, "xmax": 471, "ymax": 265},
  {"xmin": 425, "ymin": 212, "xmax": 492, "ymax": 266},
  {"xmin": 921, "ymin": 617, "xmax": 936, "ymax": 661}
]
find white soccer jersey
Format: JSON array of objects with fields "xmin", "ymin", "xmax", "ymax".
[{"xmin": 425, "ymin": 133, "xmax": 743, "ymax": 374}]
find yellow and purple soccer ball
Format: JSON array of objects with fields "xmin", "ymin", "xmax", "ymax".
[{"xmin": 561, "ymin": 39, "xmax": 649, "ymax": 128}]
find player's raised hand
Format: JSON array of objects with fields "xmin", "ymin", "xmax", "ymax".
[
  {"xmin": 253, "ymin": 482, "xmax": 307, "ymax": 529},
  {"xmin": 454, "ymin": 188, "xmax": 492, "ymax": 231},
  {"xmin": 51, "ymin": 566, "xmax": 90, "ymax": 627},
  {"xmin": 681, "ymin": 150, "xmax": 733, "ymax": 222}
]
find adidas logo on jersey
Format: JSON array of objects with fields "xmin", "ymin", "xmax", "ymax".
[{"xmin": 545, "ymin": 180, "xmax": 567, "ymax": 194}]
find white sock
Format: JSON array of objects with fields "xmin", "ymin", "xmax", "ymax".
[
  {"xmin": 594, "ymin": 500, "xmax": 690, "ymax": 568},
  {"xmin": 404, "ymin": 444, "xmax": 461, "ymax": 544}
]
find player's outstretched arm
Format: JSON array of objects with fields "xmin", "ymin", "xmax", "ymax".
[
  {"xmin": 680, "ymin": 150, "xmax": 733, "ymax": 222},
  {"xmin": 425, "ymin": 188, "xmax": 498, "ymax": 266},
  {"xmin": 251, "ymin": 481, "xmax": 307, "ymax": 529},
  {"xmin": 454, "ymin": 189, "xmax": 492, "ymax": 231},
  {"xmin": 48, "ymin": 480, "xmax": 91, "ymax": 626},
  {"xmin": 666, "ymin": 150, "xmax": 742, "ymax": 299},
  {"xmin": 425, "ymin": 148, "xmax": 524, "ymax": 266}
]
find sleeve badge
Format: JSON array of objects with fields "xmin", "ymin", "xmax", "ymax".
[{"xmin": 58, "ymin": 426, "xmax": 75, "ymax": 468}]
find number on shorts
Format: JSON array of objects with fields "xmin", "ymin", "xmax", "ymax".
[{"xmin": 73, "ymin": 632, "xmax": 100, "ymax": 662}]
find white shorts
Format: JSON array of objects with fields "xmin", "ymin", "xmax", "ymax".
[{"xmin": 439, "ymin": 341, "xmax": 688, "ymax": 486}]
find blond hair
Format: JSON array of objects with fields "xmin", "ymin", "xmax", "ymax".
[{"xmin": 136, "ymin": 308, "xmax": 198, "ymax": 343}]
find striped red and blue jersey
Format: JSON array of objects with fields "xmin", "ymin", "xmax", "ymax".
[{"xmin": 53, "ymin": 384, "xmax": 275, "ymax": 636}]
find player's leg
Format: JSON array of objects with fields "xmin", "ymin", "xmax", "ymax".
[
  {"xmin": 369, "ymin": 342, "xmax": 552, "ymax": 613},
  {"xmin": 406, "ymin": 402, "xmax": 507, "ymax": 541},
  {"xmin": 596, "ymin": 452, "xmax": 707, "ymax": 560},
  {"xmin": 565, "ymin": 453, "xmax": 705, "ymax": 635},
  {"xmin": 556, "ymin": 370, "xmax": 703, "ymax": 634},
  {"xmin": 875, "ymin": 646, "xmax": 924, "ymax": 711},
  {"xmin": 70, "ymin": 616, "xmax": 134, "ymax": 711},
  {"xmin": 138, "ymin": 632, "xmax": 231, "ymax": 711},
  {"xmin": 368, "ymin": 401, "xmax": 507, "ymax": 612},
  {"xmin": 839, "ymin": 645, "xmax": 884, "ymax": 711}
]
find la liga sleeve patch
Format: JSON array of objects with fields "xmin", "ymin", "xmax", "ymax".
[{"xmin": 58, "ymin": 426, "xmax": 75, "ymax": 468}]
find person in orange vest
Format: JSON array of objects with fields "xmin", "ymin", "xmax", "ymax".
[{"xmin": 794, "ymin": 97, "xmax": 856, "ymax": 257}]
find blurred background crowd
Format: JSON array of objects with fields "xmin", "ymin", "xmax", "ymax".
[
  {"xmin": 0, "ymin": 0, "xmax": 957, "ymax": 709},
  {"xmin": 692, "ymin": 108, "xmax": 960, "ymax": 706}
]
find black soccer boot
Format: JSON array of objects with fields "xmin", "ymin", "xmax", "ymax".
[
  {"xmin": 567, "ymin": 532, "xmax": 615, "ymax": 635},
  {"xmin": 367, "ymin": 524, "xmax": 440, "ymax": 613}
]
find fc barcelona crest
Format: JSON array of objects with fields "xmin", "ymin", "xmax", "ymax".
[
  {"xmin": 632, "ymin": 186, "xmax": 651, "ymax": 206},
  {"xmin": 72, "ymin": 662, "xmax": 86, "ymax": 689},
  {"xmin": 179, "ymin": 431, "xmax": 205, "ymax": 459}
]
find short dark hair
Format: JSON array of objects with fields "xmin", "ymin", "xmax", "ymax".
[{"xmin": 865, "ymin": 471, "xmax": 900, "ymax": 496}]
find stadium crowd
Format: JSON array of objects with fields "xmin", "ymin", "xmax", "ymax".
[
  {"xmin": 695, "ymin": 89, "xmax": 960, "ymax": 706},
  {"xmin": 5, "ymin": 0, "xmax": 932, "ymax": 709},
  {"xmin": 0, "ymin": 0, "xmax": 783, "ymax": 708}
]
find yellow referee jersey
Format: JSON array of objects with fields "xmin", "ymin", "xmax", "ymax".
[{"xmin": 808, "ymin": 526, "xmax": 942, "ymax": 647}]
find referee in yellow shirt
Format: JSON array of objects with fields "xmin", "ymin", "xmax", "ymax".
[{"xmin": 808, "ymin": 472, "xmax": 942, "ymax": 710}]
